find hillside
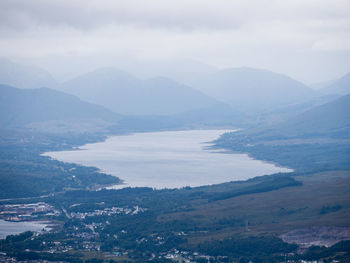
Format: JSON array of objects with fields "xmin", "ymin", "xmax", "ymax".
[
  {"xmin": 247, "ymin": 93, "xmax": 350, "ymax": 139},
  {"xmin": 0, "ymin": 84, "xmax": 120, "ymax": 133},
  {"xmin": 0, "ymin": 59, "xmax": 57, "ymax": 89},
  {"xmin": 60, "ymin": 67, "xmax": 230, "ymax": 116},
  {"xmin": 278, "ymin": 93, "xmax": 350, "ymax": 137},
  {"xmin": 191, "ymin": 67, "xmax": 317, "ymax": 113},
  {"xmin": 322, "ymin": 71, "xmax": 350, "ymax": 95},
  {"xmin": 215, "ymin": 94, "xmax": 350, "ymax": 171}
]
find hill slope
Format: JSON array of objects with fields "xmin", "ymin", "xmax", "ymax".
[
  {"xmin": 0, "ymin": 59, "xmax": 57, "ymax": 89},
  {"xmin": 322, "ymin": 71, "xmax": 350, "ymax": 95},
  {"xmin": 215, "ymin": 94, "xmax": 350, "ymax": 170},
  {"xmin": 278, "ymin": 93, "xmax": 350, "ymax": 137},
  {"xmin": 220, "ymin": 94, "xmax": 350, "ymax": 141},
  {"xmin": 0, "ymin": 84, "xmax": 120, "ymax": 133}
]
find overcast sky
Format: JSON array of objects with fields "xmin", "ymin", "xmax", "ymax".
[{"xmin": 0, "ymin": 0, "xmax": 349, "ymax": 83}]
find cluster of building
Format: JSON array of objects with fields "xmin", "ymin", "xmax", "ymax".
[
  {"xmin": 41, "ymin": 241, "xmax": 73, "ymax": 254},
  {"xmin": 69, "ymin": 205, "xmax": 146, "ymax": 219},
  {"xmin": 0, "ymin": 254, "xmax": 67, "ymax": 263},
  {"xmin": 160, "ymin": 249, "xmax": 216, "ymax": 262},
  {"xmin": 0, "ymin": 202, "xmax": 60, "ymax": 222},
  {"xmin": 160, "ymin": 250, "xmax": 329, "ymax": 263}
]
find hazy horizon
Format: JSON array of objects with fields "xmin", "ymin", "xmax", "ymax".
[{"xmin": 1, "ymin": 0, "xmax": 349, "ymax": 84}]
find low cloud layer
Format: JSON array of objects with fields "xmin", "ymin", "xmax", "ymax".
[{"xmin": 0, "ymin": 0, "xmax": 349, "ymax": 83}]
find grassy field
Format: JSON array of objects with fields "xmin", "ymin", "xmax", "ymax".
[{"xmin": 158, "ymin": 170, "xmax": 350, "ymax": 246}]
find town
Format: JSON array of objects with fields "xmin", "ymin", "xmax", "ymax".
[{"xmin": 0, "ymin": 203, "xmax": 60, "ymax": 222}]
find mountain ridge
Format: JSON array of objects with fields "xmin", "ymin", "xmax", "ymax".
[
  {"xmin": 59, "ymin": 67, "xmax": 231, "ymax": 116},
  {"xmin": 0, "ymin": 84, "xmax": 121, "ymax": 133},
  {"xmin": 191, "ymin": 67, "xmax": 318, "ymax": 113}
]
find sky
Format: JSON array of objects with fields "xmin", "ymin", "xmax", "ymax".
[{"xmin": 0, "ymin": 0, "xmax": 349, "ymax": 84}]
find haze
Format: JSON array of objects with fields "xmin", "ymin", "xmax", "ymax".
[
  {"xmin": 1, "ymin": 1, "xmax": 350, "ymax": 261},
  {"xmin": 0, "ymin": 0, "xmax": 350, "ymax": 84}
]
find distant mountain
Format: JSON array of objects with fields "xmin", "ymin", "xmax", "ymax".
[
  {"xmin": 0, "ymin": 84, "xmax": 120, "ymax": 133},
  {"xmin": 227, "ymin": 93, "xmax": 350, "ymax": 140},
  {"xmin": 216, "ymin": 93, "xmax": 350, "ymax": 171},
  {"xmin": 126, "ymin": 59, "xmax": 218, "ymax": 85},
  {"xmin": 309, "ymin": 79, "xmax": 336, "ymax": 90},
  {"xmin": 249, "ymin": 93, "xmax": 341, "ymax": 127},
  {"xmin": 0, "ymin": 59, "xmax": 57, "ymax": 89},
  {"xmin": 60, "ymin": 67, "xmax": 230, "ymax": 116},
  {"xmin": 322, "ymin": 71, "xmax": 350, "ymax": 95},
  {"xmin": 280, "ymin": 93, "xmax": 350, "ymax": 137},
  {"xmin": 191, "ymin": 67, "xmax": 317, "ymax": 113}
]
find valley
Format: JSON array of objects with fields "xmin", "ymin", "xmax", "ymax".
[{"xmin": 0, "ymin": 59, "xmax": 349, "ymax": 262}]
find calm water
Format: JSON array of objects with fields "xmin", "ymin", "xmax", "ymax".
[
  {"xmin": 44, "ymin": 130, "xmax": 292, "ymax": 189},
  {"xmin": 0, "ymin": 220, "xmax": 50, "ymax": 239}
]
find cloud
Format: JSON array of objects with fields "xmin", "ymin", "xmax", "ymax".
[
  {"xmin": 0, "ymin": 0, "xmax": 349, "ymax": 83},
  {"xmin": 2, "ymin": 0, "xmax": 348, "ymax": 32},
  {"xmin": 0, "ymin": 0, "xmax": 242, "ymax": 31}
]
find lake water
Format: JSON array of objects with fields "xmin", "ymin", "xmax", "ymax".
[
  {"xmin": 43, "ymin": 130, "xmax": 292, "ymax": 189},
  {"xmin": 0, "ymin": 220, "xmax": 50, "ymax": 239}
]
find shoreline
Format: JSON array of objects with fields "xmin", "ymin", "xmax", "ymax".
[{"xmin": 43, "ymin": 129, "xmax": 292, "ymax": 189}]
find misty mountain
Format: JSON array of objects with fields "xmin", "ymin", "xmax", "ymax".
[
  {"xmin": 309, "ymin": 79, "xmax": 336, "ymax": 90},
  {"xmin": 322, "ymin": 71, "xmax": 350, "ymax": 95},
  {"xmin": 280, "ymin": 93, "xmax": 350, "ymax": 137},
  {"xmin": 215, "ymin": 92, "xmax": 350, "ymax": 173},
  {"xmin": 191, "ymin": 67, "xmax": 317, "ymax": 113},
  {"xmin": 123, "ymin": 59, "xmax": 218, "ymax": 85},
  {"xmin": 0, "ymin": 84, "xmax": 120, "ymax": 133},
  {"xmin": 0, "ymin": 59, "xmax": 57, "ymax": 89},
  {"xmin": 60, "ymin": 67, "xmax": 229, "ymax": 116},
  {"xmin": 229, "ymin": 93, "xmax": 350, "ymax": 141},
  {"xmin": 250, "ymin": 93, "xmax": 340, "ymax": 127}
]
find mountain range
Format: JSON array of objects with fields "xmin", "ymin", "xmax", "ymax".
[
  {"xmin": 0, "ymin": 59, "xmax": 349, "ymax": 132},
  {"xmin": 221, "ymin": 93, "xmax": 350, "ymax": 142},
  {"xmin": 190, "ymin": 67, "xmax": 318, "ymax": 114},
  {"xmin": 59, "ymin": 67, "xmax": 229, "ymax": 116}
]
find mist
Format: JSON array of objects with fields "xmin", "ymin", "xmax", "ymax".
[
  {"xmin": 1, "ymin": 1, "xmax": 350, "ymax": 262},
  {"xmin": 1, "ymin": 0, "xmax": 350, "ymax": 84}
]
